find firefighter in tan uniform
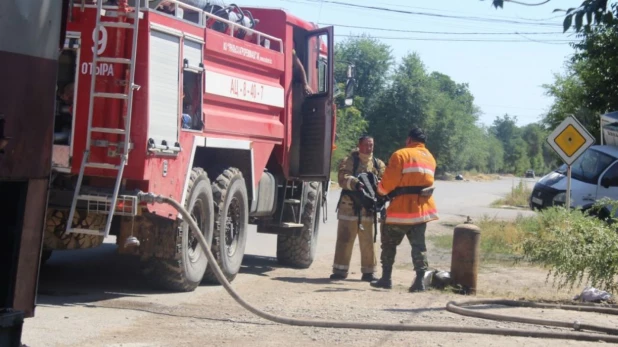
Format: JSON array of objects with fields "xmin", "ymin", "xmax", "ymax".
[
  {"xmin": 330, "ymin": 135, "xmax": 386, "ymax": 282},
  {"xmin": 370, "ymin": 127, "xmax": 439, "ymax": 292}
]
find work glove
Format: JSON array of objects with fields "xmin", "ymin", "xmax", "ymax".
[{"xmin": 355, "ymin": 181, "xmax": 365, "ymax": 191}]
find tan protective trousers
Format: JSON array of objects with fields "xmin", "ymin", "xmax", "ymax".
[{"xmin": 332, "ymin": 219, "xmax": 377, "ymax": 275}]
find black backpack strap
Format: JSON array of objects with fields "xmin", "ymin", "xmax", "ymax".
[
  {"xmin": 352, "ymin": 153, "xmax": 359, "ymax": 176},
  {"xmin": 373, "ymin": 157, "xmax": 380, "ymax": 175}
]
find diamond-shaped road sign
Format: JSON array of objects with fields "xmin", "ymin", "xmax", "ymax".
[{"xmin": 547, "ymin": 116, "xmax": 595, "ymax": 165}]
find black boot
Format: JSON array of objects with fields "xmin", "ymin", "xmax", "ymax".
[
  {"xmin": 409, "ymin": 270, "xmax": 426, "ymax": 292},
  {"xmin": 370, "ymin": 267, "xmax": 392, "ymax": 289},
  {"xmin": 329, "ymin": 273, "xmax": 347, "ymax": 280},
  {"xmin": 361, "ymin": 273, "xmax": 378, "ymax": 282}
]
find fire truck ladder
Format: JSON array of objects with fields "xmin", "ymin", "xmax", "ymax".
[{"xmin": 66, "ymin": 0, "xmax": 142, "ymax": 237}]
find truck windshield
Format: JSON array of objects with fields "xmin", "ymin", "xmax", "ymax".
[{"xmin": 556, "ymin": 149, "xmax": 615, "ymax": 184}]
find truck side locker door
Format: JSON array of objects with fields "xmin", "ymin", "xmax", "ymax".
[{"xmin": 297, "ymin": 26, "xmax": 334, "ymax": 181}]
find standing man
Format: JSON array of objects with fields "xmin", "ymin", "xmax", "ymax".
[
  {"xmin": 330, "ymin": 135, "xmax": 385, "ymax": 282},
  {"xmin": 370, "ymin": 127, "xmax": 439, "ymax": 292}
]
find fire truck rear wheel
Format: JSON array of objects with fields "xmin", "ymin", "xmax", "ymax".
[
  {"xmin": 203, "ymin": 167, "xmax": 249, "ymax": 284},
  {"xmin": 144, "ymin": 167, "xmax": 215, "ymax": 292},
  {"xmin": 43, "ymin": 209, "xmax": 106, "ymax": 250},
  {"xmin": 276, "ymin": 182, "xmax": 322, "ymax": 268},
  {"xmin": 40, "ymin": 249, "xmax": 53, "ymax": 265}
]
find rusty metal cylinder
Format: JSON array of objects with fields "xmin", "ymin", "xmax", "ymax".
[{"xmin": 450, "ymin": 222, "xmax": 481, "ymax": 295}]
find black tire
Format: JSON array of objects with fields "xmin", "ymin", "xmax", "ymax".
[
  {"xmin": 143, "ymin": 167, "xmax": 215, "ymax": 292},
  {"xmin": 203, "ymin": 167, "xmax": 249, "ymax": 284},
  {"xmin": 276, "ymin": 182, "xmax": 322, "ymax": 268},
  {"xmin": 43, "ymin": 209, "xmax": 106, "ymax": 250},
  {"xmin": 40, "ymin": 249, "xmax": 53, "ymax": 265}
]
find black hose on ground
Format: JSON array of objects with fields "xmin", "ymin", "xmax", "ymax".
[{"xmin": 137, "ymin": 192, "xmax": 618, "ymax": 344}]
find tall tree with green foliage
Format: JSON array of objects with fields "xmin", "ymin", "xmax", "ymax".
[
  {"xmin": 366, "ymin": 53, "xmax": 434, "ymax": 161},
  {"xmin": 334, "ymin": 35, "xmax": 394, "ymax": 111}
]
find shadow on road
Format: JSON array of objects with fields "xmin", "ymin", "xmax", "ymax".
[
  {"xmin": 239, "ymin": 255, "xmax": 277, "ymax": 277},
  {"xmin": 36, "ymin": 243, "xmax": 282, "ymax": 306}
]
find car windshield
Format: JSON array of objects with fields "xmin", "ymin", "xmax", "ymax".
[{"xmin": 557, "ymin": 149, "xmax": 616, "ymax": 184}]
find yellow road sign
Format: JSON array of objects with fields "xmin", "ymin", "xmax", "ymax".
[
  {"xmin": 554, "ymin": 124, "xmax": 586, "ymax": 157},
  {"xmin": 547, "ymin": 116, "xmax": 595, "ymax": 165}
]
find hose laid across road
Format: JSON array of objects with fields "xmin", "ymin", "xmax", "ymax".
[{"xmin": 137, "ymin": 192, "xmax": 618, "ymax": 344}]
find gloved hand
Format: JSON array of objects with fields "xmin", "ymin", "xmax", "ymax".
[{"xmin": 355, "ymin": 181, "xmax": 365, "ymax": 191}]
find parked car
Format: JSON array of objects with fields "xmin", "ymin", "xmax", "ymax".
[{"xmin": 525, "ymin": 169, "xmax": 535, "ymax": 178}]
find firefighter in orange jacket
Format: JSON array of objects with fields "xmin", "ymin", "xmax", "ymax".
[{"xmin": 370, "ymin": 127, "xmax": 439, "ymax": 292}]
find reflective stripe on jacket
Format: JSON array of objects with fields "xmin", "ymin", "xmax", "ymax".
[{"xmin": 377, "ymin": 142, "xmax": 439, "ymax": 225}]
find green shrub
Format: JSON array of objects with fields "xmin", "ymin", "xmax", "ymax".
[{"xmin": 521, "ymin": 206, "xmax": 618, "ymax": 293}]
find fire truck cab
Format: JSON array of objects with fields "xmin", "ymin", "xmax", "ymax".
[{"xmin": 46, "ymin": 0, "xmax": 348, "ymax": 291}]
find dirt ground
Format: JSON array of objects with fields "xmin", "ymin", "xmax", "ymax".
[
  {"xmin": 23, "ymin": 219, "xmax": 618, "ymax": 347},
  {"xmin": 22, "ymin": 180, "xmax": 617, "ymax": 346}
]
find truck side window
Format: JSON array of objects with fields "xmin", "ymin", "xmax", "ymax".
[
  {"xmin": 602, "ymin": 162, "xmax": 618, "ymax": 186},
  {"xmin": 318, "ymin": 58, "xmax": 327, "ymax": 93}
]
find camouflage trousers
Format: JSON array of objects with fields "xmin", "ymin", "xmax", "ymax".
[
  {"xmin": 379, "ymin": 223, "xmax": 428, "ymax": 271},
  {"xmin": 332, "ymin": 220, "xmax": 377, "ymax": 275}
]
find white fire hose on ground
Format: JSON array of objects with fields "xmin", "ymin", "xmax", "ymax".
[{"xmin": 137, "ymin": 192, "xmax": 618, "ymax": 344}]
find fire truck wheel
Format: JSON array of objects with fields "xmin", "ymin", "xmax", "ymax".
[
  {"xmin": 43, "ymin": 209, "xmax": 106, "ymax": 250},
  {"xmin": 40, "ymin": 249, "xmax": 53, "ymax": 265},
  {"xmin": 203, "ymin": 167, "xmax": 249, "ymax": 284},
  {"xmin": 276, "ymin": 182, "xmax": 322, "ymax": 268},
  {"xmin": 144, "ymin": 167, "xmax": 215, "ymax": 292}
]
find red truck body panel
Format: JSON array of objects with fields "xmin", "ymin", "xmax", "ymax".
[{"xmin": 62, "ymin": 4, "xmax": 329, "ymax": 218}]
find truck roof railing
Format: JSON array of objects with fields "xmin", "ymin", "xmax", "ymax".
[{"xmin": 73, "ymin": 0, "xmax": 284, "ymax": 53}]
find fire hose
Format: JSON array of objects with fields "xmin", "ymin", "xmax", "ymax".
[{"xmin": 137, "ymin": 191, "xmax": 618, "ymax": 344}]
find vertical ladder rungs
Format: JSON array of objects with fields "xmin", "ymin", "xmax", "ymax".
[
  {"xmin": 100, "ymin": 21, "xmax": 133, "ymax": 29},
  {"xmin": 91, "ymin": 127, "xmax": 127, "ymax": 135},
  {"xmin": 93, "ymin": 92, "xmax": 128, "ymax": 100},
  {"xmin": 97, "ymin": 57, "xmax": 132, "ymax": 64}
]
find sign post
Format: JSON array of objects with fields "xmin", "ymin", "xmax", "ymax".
[{"xmin": 546, "ymin": 116, "xmax": 595, "ymax": 210}]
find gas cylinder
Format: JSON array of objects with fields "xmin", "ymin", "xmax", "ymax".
[{"xmin": 450, "ymin": 219, "xmax": 481, "ymax": 295}]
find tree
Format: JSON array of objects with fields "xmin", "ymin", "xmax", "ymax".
[
  {"xmin": 334, "ymin": 35, "xmax": 394, "ymax": 111},
  {"xmin": 542, "ymin": 65, "xmax": 598, "ymax": 140},
  {"xmin": 490, "ymin": 0, "xmax": 613, "ymax": 32},
  {"xmin": 366, "ymin": 53, "xmax": 434, "ymax": 161}
]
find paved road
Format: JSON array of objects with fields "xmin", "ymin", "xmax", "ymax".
[{"xmin": 23, "ymin": 177, "xmax": 539, "ymax": 346}]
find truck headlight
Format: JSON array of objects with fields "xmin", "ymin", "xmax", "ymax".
[{"xmin": 553, "ymin": 192, "xmax": 566, "ymax": 204}]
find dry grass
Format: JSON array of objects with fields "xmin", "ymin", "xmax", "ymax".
[
  {"xmin": 491, "ymin": 180, "xmax": 532, "ymax": 208},
  {"xmin": 429, "ymin": 215, "xmax": 532, "ymax": 263}
]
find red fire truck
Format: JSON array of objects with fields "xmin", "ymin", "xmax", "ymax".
[{"xmin": 45, "ymin": 0, "xmax": 351, "ymax": 292}]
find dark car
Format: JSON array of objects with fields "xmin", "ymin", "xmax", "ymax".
[{"xmin": 525, "ymin": 169, "xmax": 535, "ymax": 178}]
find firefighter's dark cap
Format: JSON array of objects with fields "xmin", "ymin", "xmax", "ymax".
[{"xmin": 408, "ymin": 127, "xmax": 426, "ymax": 143}]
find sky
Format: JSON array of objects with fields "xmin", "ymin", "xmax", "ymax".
[{"xmin": 235, "ymin": 0, "xmax": 590, "ymax": 127}]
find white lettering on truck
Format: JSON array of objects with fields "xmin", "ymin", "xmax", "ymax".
[
  {"xmin": 81, "ymin": 62, "xmax": 115, "ymax": 76},
  {"xmin": 80, "ymin": 26, "xmax": 114, "ymax": 76},
  {"xmin": 92, "ymin": 26, "xmax": 108, "ymax": 55}
]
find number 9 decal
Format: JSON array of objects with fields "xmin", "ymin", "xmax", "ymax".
[{"xmin": 92, "ymin": 26, "xmax": 108, "ymax": 55}]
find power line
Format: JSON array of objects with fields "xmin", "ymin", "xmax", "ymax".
[
  {"xmin": 337, "ymin": 34, "xmax": 576, "ymax": 44},
  {"xmin": 282, "ymin": 0, "xmax": 563, "ymax": 27},
  {"xmin": 320, "ymin": 23, "xmax": 564, "ymax": 35}
]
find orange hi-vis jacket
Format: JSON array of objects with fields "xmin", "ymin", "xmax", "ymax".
[{"xmin": 377, "ymin": 142, "xmax": 439, "ymax": 225}]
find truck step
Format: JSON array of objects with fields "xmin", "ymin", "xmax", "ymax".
[
  {"xmin": 99, "ymin": 21, "xmax": 133, "ymax": 29},
  {"xmin": 281, "ymin": 222, "xmax": 304, "ymax": 228},
  {"xmin": 77, "ymin": 194, "xmax": 111, "ymax": 202},
  {"xmin": 97, "ymin": 57, "xmax": 132, "ymax": 64},
  {"xmin": 91, "ymin": 127, "xmax": 127, "ymax": 135},
  {"xmin": 67, "ymin": 228, "xmax": 105, "ymax": 236},
  {"xmin": 93, "ymin": 92, "xmax": 128, "ymax": 100},
  {"xmin": 85, "ymin": 162, "xmax": 120, "ymax": 170},
  {"xmin": 284, "ymin": 199, "xmax": 301, "ymax": 204}
]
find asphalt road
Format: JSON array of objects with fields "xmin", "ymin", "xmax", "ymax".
[{"xmin": 24, "ymin": 176, "xmax": 540, "ymax": 346}]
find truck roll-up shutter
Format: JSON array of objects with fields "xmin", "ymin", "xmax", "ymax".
[
  {"xmin": 148, "ymin": 28, "xmax": 181, "ymax": 152},
  {"xmin": 183, "ymin": 38, "xmax": 202, "ymax": 71}
]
